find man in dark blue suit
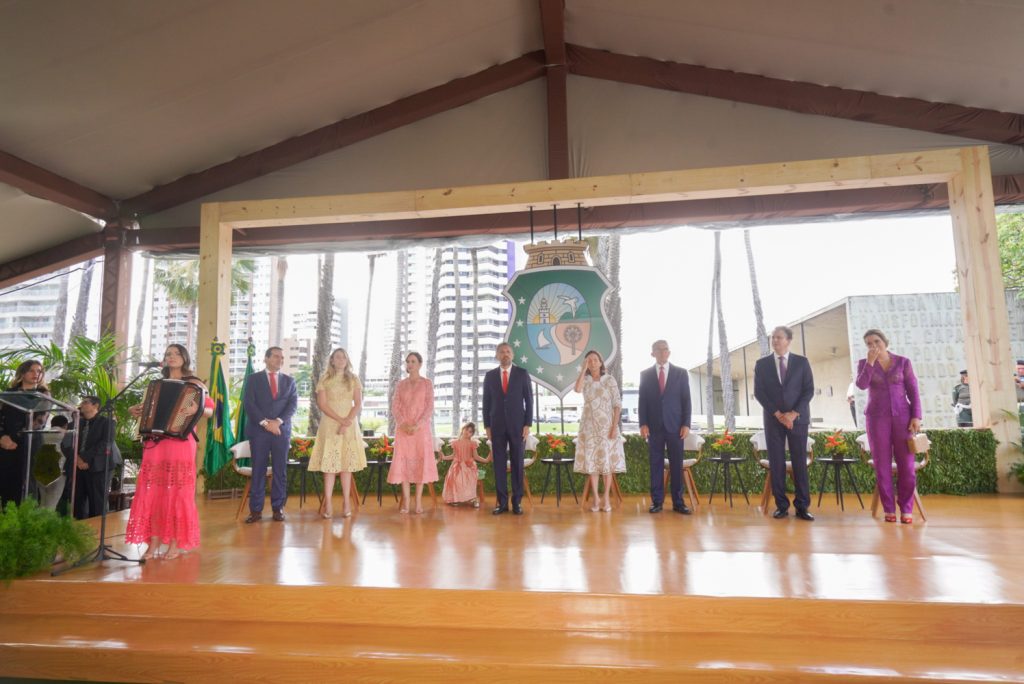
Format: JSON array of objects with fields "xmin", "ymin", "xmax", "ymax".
[
  {"xmin": 638, "ymin": 340, "xmax": 692, "ymax": 514},
  {"xmin": 243, "ymin": 346, "xmax": 297, "ymax": 523},
  {"xmin": 753, "ymin": 326, "xmax": 815, "ymax": 521},
  {"xmin": 482, "ymin": 342, "xmax": 532, "ymax": 515}
]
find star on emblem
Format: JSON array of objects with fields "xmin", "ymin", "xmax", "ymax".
[
  {"xmin": 520, "ymin": 356, "xmax": 528, "ymax": 364},
  {"xmin": 518, "ymin": 297, "xmax": 526, "ymax": 304},
  {"xmin": 512, "ymin": 339, "xmax": 521, "ymax": 347},
  {"xmin": 556, "ymin": 374, "xmax": 564, "ymax": 382},
  {"xmin": 516, "ymin": 320, "xmax": 524, "ymax": 327},
  {"xmin": 536, "ymin": 366, "xmax": 544, "ymax": 374}
]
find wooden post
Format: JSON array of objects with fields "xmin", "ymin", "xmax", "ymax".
[
  {"xmin": 196, "ymin": 203, "xmax": 232, "ymax": 486},
  {"xmin": 99, "ymin": 222, "xmax": 134, "ymax": 382},
  {"xmin": 948, "ymin": 146, "xmax": 1023, "ymax": 492}
]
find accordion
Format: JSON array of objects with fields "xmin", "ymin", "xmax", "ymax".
[{"xmin": 139, "ymin": 379, "xmax": 205, "ymax": 440}]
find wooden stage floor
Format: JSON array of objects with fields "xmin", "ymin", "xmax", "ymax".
[{"xmin": 3, "ymin": 493, "xmax": 1024, "ymax": 682}]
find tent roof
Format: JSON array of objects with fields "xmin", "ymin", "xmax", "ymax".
[{"xmin": 2, "ymin": 0, "xmax": 1023, "ymax": 279}]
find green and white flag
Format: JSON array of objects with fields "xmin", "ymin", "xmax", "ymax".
[
  {"xmin": 232, "ymin": 339, "xmax": 256, "ymax": 443},
  {"xmin": 204, "ymin": 339, "xmax": 234, "ymax": 475}
]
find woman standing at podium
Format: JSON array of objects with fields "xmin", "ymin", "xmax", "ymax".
[
  {"xmin": 126, "ymin": 344, "xmax": 213, "ymax": 559},
  {"xmin": 855, "ymin": 329, "xmax": 922, "ymax": 524},
  {"xmin": 0, "ymin": 359, "xmax": 49, "ymax": 507},
  {"xmin": 308, "ymin": 347, "xmax": 365, "ymax": 519}
]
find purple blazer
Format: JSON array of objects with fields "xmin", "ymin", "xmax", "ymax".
[{"xmin": 855, "ymin": 353, "xmax": 922, "ymax": 419}]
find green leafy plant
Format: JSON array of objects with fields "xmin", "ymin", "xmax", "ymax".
[
  {"xmin": 820, "ymin": 429, "xmax": 851, "ymax": 458},
  {"xmin": 707, "ymin": 429, "xmax": 737, "ymax": 453},
  {"xmin": 0, "ymin": 499, "xmax": 95, "ymax": 581}
]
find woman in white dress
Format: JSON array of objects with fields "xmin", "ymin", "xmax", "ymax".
[{"xmin": 573, "ymin": 350, "xmax": 626, "ymax": 512}]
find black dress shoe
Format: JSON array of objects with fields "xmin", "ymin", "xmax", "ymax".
[
  {"xmin": 512, "ymin": 504, "xmax": 523, "ymax": 515},
  {"xmin": 492, "ymin": 505, "xmax": 508, "ymax": 515},
  {"xmin": 672, "ymin": 504, "xmax": 692, "ymax": 515},
  {"xmin": 772, "ymin": 509, "xmax": 788, "ymax": 519},
  {"xmin": 244, "ymin": 512, "xmax": 262, "ymax": 524},
  {"xmin": 648, "ymin": 504, "xmax": 663, "ymax": 513},
  {"xmin": 272, "ymin": 509, "xmax": 286, "ymax": 522},
  {"xmin": 795, "ymin": 510, "xmax": 815, "ymax": 521}
]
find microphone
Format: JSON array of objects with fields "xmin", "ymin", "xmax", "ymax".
[{"xmin": 139, "ymin": 361, "xmax": 163, "ymax": 369}]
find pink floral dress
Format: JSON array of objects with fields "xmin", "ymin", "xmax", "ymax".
[
  {"xmin": 387, "ymin": 377, "xmax": 438, "ymax": 484},
  {"xmin": 442, "ymin": 438, "xmax": 481, "ymax": 503}
]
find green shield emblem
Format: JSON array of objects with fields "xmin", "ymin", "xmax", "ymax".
[{"xmin": 503, "ymin": 255, "xmax": 616, "ymax": 398}]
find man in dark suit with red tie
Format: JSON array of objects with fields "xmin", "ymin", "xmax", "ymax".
[
  {"xmin": 638, "ymin": 340, "xmax": 692, "ymax": 514},
  {"xmin": 482, "ymin": 342, "xmax": 533, "ymax": 515},
  {"xmin": 754, "ymin": 326, "xmax": 815, "ymax": 521},
  {"xmin": 243, "ymin": 346, "xmax": 298, "ymax": 523}
]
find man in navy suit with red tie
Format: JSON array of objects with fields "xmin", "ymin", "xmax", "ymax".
[
  {"xmin": 243, "ymin": 346, "xmax": 297, "ymax": 523},
  {"xmin": 482, "ymin": 342, "xmax": 533, "ymax": 515},
  {"xmin": 638, "ymin": 340, "xmax": 692, "ymax": 514},
  {"xmin": 754, "ymin": 326, "xmax": 815, "ymax": 521}
]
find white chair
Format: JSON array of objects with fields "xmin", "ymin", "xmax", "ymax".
[
  {"xmin": 230, "ymin": 440, "xmax": 271, "ymax": 521},
  {"xmin": 752, "ymin": 430, "xmax": 814, "ymax": 516},
  {"xmin": 659, "ymin": 432, "xmax": 705, "ymax": 509},
  {"xmin": 856, "ymin": 433, "xmax": 930, "ymax": 521}
]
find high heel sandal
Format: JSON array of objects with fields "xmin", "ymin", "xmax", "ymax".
[
  {"xmin": 601, "ymin": 504, "xmax": 613, "ymax": 512},
  {"xmin": 884, "ymin": 513, "xmax": 897, "ymax": 523},
  {"xmin": 321, "ymin": 511, "xmax": 332, "ymax": 519},
  {"xmin": 589, "ymin": 505, "xmax": 600, "ymax": 512},
  {"xmin": 900, "ymin": 514, "xmax": 913, "ymax": 525}
]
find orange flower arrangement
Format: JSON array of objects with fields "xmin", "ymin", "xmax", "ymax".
[
  {"xmin": 708, "ymin": 429, "xmax": 736, "ymax": 453},
  {"xmin": 541, "ymin": 433, "xmax": 570, "ymax": 457},
  {"xmin": 368, "ymin": 435, "xmax": 394, "ymax": 459},
  {"xmin": 290, "ymin": 437, "xmax": 314, "ymax": 459},
  {"xmin": 821, "ymin": 429, "xmax": 850, "ymax": 457}
]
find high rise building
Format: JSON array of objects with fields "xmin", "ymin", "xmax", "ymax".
[{"xmin": 0, "ymin": 275, "xmax": 63, "ymax": 348}]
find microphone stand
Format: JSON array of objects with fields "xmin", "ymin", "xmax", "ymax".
[{"xmin": 54, "ymin": 367, "xmax": 157, "ymax": 574}]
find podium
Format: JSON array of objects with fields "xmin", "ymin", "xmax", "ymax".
[{"xmin": 0, "ymin": 391, "xmax": 79, "ymax": 506}]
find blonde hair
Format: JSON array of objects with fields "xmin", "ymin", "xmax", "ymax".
[{"xmin": 321, "ymin": 347, "xmax": 357, "ymax": 389}]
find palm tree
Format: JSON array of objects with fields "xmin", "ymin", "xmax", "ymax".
[
  {"xmin": 153, "ymin": 258, "xmax": 255, "ymax": 350},
  {"xmin": 309, "ymin": 254, "xmax": 335, "ymax": 434},
  {"xmin": 744, "ymin": 230, "xmax": 770, "ymax": 357},
  {"xmin": 270, "ymin": 256, "xmax": 288, "ymax": 346},
  {"xmin": 68, "ymin": 258, "xmax": 96, "ymax": 341},
  {"xmin": 450, "ymin": 247, "xmax": 464, "ymax": 433},
  {"xmin": 387, "ymin": 250, "xmax": 408, "ymax": 436},
  {"xmin": 359, "ymin": 253, "xmax": 385, "ymax": 386},
  {"xmin": 705, "ymin": 241, "xmax": 719, "ymax": 431},
  {"xmin": 51, "ymin": 267, "xmax": 70, "ymax": 349},
  {"xmin": 469, "ymin": 247, "xmax": 481, "ymax": 423},
  {"xmin": 130, "ymin": 257, "xmax": 152, "ymax": 374},
  {"xmin": 714, "ymin": 233, "xmax": 735, "ymax": 430},
  {"xmin": 599, "ymin": 235, "xmax": 623, "ymax": 389}
]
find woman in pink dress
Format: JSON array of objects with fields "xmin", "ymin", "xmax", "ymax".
[
  {"xmin": 441, "ymin": 422, "xmax": 492, "ymax": 507},
  {"xmin": 387, "ymin": 352, "xmax": 438, "ymax": 514},
  {"xmin": 125, "ymin": 344, "xmax": 213, "ymax": 560}
]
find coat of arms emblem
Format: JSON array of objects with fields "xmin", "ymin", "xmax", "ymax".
[{"xmin": 502, "ymin": 239, "xmax": 617, "ymax": 398}]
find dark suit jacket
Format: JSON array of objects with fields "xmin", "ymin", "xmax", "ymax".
[
  {"xmin": 481, "ymin": 365, "xmax": 533, "ymax": 433},
  {"xmin": 78, "ymin": 414, "xmax": 113, "ymax": 470},
  {"xmin": 243, "ymin": 370, "xmax": 298, "ymax": 440},
  {"xmin": 753, "ymin": 353, "xmax": 814, "ymax": 425},
  {"xmin": 638, "ymin": 364, "xmax": 692, "ymax": 434}
]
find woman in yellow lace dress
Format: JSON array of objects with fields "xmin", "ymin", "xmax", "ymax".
[{"xmin": 308, "ymin": 348, "xmax": 366, "ymax": 518}]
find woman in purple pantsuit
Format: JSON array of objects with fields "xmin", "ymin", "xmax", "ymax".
[{"xmin": 855, "ymin": 329, "xmax": 922, "ymax": 524}]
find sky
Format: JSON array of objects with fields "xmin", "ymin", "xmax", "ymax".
[{"xmin": 282, "ymin": 213, "xmax": 959, "ymax": 383}]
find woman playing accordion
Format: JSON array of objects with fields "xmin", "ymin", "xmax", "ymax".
[{"xmin": 125, "ymin": 344, "xmax": 213, "ymax": 560}]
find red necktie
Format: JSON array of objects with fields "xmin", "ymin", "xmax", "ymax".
[
  {"xmin": 502, "ymin": 369, "xmax": 509, "ymax": 394},
  {"xmin": 269, "ymin": 372, "xmax": 278, "ymax": 399},
  {"xmin": 658, "ymin": 366, "xmax": 666, "ymax": 394}
]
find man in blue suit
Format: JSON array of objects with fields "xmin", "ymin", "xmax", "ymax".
[
  {"xmin": 243, "ymin": 346, "xmax": 297, "ymax": 523},
  {"xmin": 753, "ymin": 326, "xmax": 815, "ymax": 521},
  {"xmin": 639, "ymin": 340, "xmax": 692, "ymax": 514},
  {"xmin": 482, "ymin": 342, "xmax": 533, "ymax": 515}
]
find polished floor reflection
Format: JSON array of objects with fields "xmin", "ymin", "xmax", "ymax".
[{"xmin": 52, "ymin": 493, "xmax": 1024, "ymax": 605}]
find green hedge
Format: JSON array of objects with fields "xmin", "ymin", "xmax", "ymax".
[{"xmin": 162, "ymin": 428, "xmax": 998, "ymax": 498}]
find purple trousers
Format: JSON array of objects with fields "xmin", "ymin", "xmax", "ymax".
[{"xmin": 865, "ymin": 411, "xmax": 916, "ymax": 515}]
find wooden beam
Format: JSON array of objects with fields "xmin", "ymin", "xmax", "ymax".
[
  {"xmin": 122, "ymin": 52, "xmax": 547, "ymax": 217},
  {"xmin": 947, "ymin": 147, "xmax": 1023, "ymax": 492},
  {"xmin": 0, "ymin": 149, "xmax": 119, "ymax": 220},
  {"xmin": 0, "ymin": 232, "xmax": 104, "ymax": 289},
  {"xmin": 539, "ymin": 0, "xmax": 569, "ymax": 179},
  {"xmin": 567, "ymin": 44, "xmax": 1024, "ymax": 146},
  {"xmin": 213, "ymin": 148, "xmax": 965, "ymax": 229},
  {"xmin": 99, "ymin": 223, "xmax": 134, "ymax": 374}
]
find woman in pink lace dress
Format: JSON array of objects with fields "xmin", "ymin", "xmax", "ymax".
[
  {"xmin": 125, "ymin": 344, "xmax": 213, "ymax": 560},
  {"xmin": 387, "ymin": 352, "xmax": 438, "ymax": 514}
]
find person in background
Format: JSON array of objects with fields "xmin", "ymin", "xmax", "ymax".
[
  {"xmin": 846, "ymin": 379, "xmax": 859, "ymax": 427},
  {"xmin": 0, "ymin": 360, "xmax": 49, "ymax": 507},
  {"xmin": 952, "ymin": 370, "xmax": 972, "ymax": 427}
]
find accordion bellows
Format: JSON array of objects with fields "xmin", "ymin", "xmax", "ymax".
[{"xmin": 139, "ymin": 379, "xmax": 205, "ymax": 440}]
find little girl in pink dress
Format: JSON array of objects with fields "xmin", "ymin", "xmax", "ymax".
[{"xmin": 441, "ymin": 422, "xmax": 492, "ymax": 507}]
